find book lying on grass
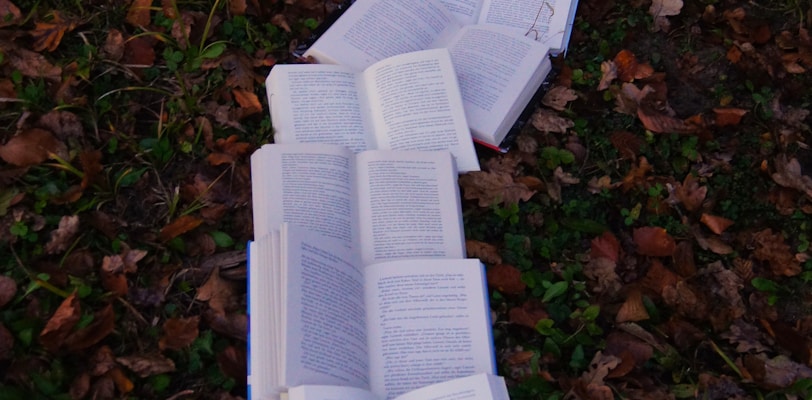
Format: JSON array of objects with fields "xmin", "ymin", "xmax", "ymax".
[
  {"xmin": 251, "ymin": 143, "xmax": 466, "ymax": 266},
  {"xmin": 285, "ymin": 373, "xmax": 509, "ymax": 400},
  {"xmin": 266, "ymin": 48, "xmax": 480, "ymax": 172},
  {"xmin": 248, "ymin": 224, "xmax": 496, "ymax": 399},
  {"xmin": 302, "ymin": 0, "xmax": 562, "ymax": 150}
]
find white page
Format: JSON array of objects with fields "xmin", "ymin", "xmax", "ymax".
[
  {"xmin": 393, "ymin": 374, "xmax": 509, "ymax": 400},
  {"xmin": 437, "ymin": 0, "xmax": 483, "ymax": 25},
  {"xmin": 282, "ymin": 225, "xmax": 369, "ymax": 389},
  {"xmin": 478, "ymin": 0, "xmax": 572, "ymax": 51},
  {"xmin": 304, "ymin": 0, "xmax": 461, "ymax": 71},
  {"xmin": 363, "ymin": 49, "xmax": 479, "ymax": 172},
  {"xmin": 355, "ymin": 150, "xmax": 466, "ymax": 266},
  {"xmin": 267, "ymin": 65, "xmax": 375, "ymax": 153},
  {"xmin": 434, "ymin": 25, "xmax": 550, "ymax": 145},
  {"xmin": 251, "ymin": 144, "xmax": 359, "ymax": 249},
  {"xmin": 288, "ymin": 385, "xmax": 380, "ymax": 400},
  {"xmin": 365, "ymin": 259, "xmax": 495, "ymax": 399}
]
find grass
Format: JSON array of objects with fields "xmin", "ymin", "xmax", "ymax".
[{"xmin": 1, "ymin": 0, "xmax": 812, "ymax": 399}]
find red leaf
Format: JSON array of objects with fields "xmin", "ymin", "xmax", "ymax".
[
  {"xmin": 633, "ymin": 227, "xmax": 676, "ymax": 257},
  {"xmin": 64, "ymin": 304, "xmax": 115, "ymax": 351},
  {"xmin": 159, "ymin": 316, "xmax": 200, "ymax": 350},
  {"xmin": 700, "ymin": 213, "xmax": 734, "ymax": 234},
  {"xmin": 486, "ymin": 264, "xmax": 526, "ymax": 295},
  {"xmin": 0, "ymin": 128, "xmax": 67, "ymax": 167},
  {"xmin": 39, "ymin": 293, "xmax": 81, "ymax": 352},
  {"xmin": 591, "ymin": 231, "xmax": 620, "ymax": 263},
  {"xmin": 159, "ymin": 215, "xmax": 203, "ymax": 242}
]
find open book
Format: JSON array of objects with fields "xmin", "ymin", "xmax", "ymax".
[
  {"xmin": 266, "ymin": 48, "xmax": 479, "ymax": 172},
  {"xmin": 248, "ymin": 225, "xmax": 496, "ymax": 399},
  {"xmin": 303, "ymin": 0, "xmax": 575, "ymax": 149},
  {"xmin": 251, "ymin": 143, "xmax": 466, "ymax": 266},
  {"xmin": 286, "ymin": 373, "xmax": 509, "ymax": 400}
]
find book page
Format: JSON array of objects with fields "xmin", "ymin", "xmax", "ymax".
[
  {"xmin": 251, "ymin": 144, "xmax": 359, "ymax": 248},
  {"xmin": 355, "ymin": 150, "xmax": 466, "ymax": 266},
  {"xmin": 364, "ymin": 49, "xmax": 479, "ymax": 172},
  {"xmin": 393, "ymin": 374, "xmax": 509, "ymax": 400},
  {"xmin": 282, "ymin": 225, "xmax": 369, "ymax": 389},
  {"xmin": 435, "ymin": 25, "xmax": 550, "ymax": 145},
  {"xmin": 267, "ymin": 65, "xmax": 374, "ymax": 153},
  {"xmin": 478, "ymin": 0, "xmax": 571, "ymax": 51},
  {"xmin": 304, "ymin": 0, "xmax": 461, "ymax": 71},
  {"xmin": 437, "ymin": 0, "xmax": 483, "ymax": 25},
  {"xmin": 365, "ymin": 259, "xmax": 495, "ymax": 399},
  {"xmin": 288, "ymin": 385, "xmax": 380, "ymax": 400}
]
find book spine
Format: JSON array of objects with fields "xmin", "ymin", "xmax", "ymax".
[
  {"xmin": 479, "ymin": 261, "xmax": 498, "ymax": 374},
  {"xmin": 246, "ymin": 241, "xmax": 253, "ymax": 400}
]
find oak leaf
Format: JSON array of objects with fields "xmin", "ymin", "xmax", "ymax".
[
  {"xmin": 117, "ymin": 353, "xmax": 177, "ymax": 378},
  {"xmin": 159, "ymin": 316, "xmax": 200, "ymax": 350},
  {"xmin": 633, "ymin": 226, "xmax": 676, "ymax": 257},
  {"xmin": 700, "ymin": 213, "xmax": 734, "ymax": 234},
  {"xmin": 39, "ymin": 292, "xmax": 81, "ymax": 352},
  {"xmin": 459, "ymin": 171, "xmax": 536, "ymax": 207},
  {"xmin": 126, "ymin": 0, "xmax": 152, "ymax": 27},
  {"xmin": 542, "ymin": 86, "xmax": 578, "ymax": 111},
  {"xmin": 465, "ymin": 240, "xmax": 502, "ymax": 265},
  {"xmin": 159, "ymin": 215, "xmax": 203, "ymax": 242},
  {"xmin": 0, "ymin": 0, "xmax": 21, "ymax": 27},
  {"xmin": 30, "ymin": 12, "xmax": 77, "ymax": 52},
  {"xmin": 486, "ymin": 264, "xmax": 526, "ymax": 295},
  {"xmin": 590, "ymin": 231, "xmax": 620, "ymax": 263},
  {"xmin": 0, "ymin": 128, "xmax": 67, "ymax": 167}
]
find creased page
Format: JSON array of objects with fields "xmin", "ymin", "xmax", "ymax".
[
  {"xmin": 252, "ymin": 144, "xmax": 359, "ymax": 249},
  {"xmin": 304, "ymin": 0, "xmax": 461, "ymax": 71},
  {"xmin": 282, "ymin": 225, "xmax": 369, "ymax": 389},
  {"xmin": 393, "ymin": 374, "xmax": 509, "ymax": 400},
  {"xmin": 365, "ymin": 259, "xmax": 494, "ymax": 399},
  {"xmin": 356, "ymin": 150, "xmax": 465, "ymax": 266},
  {"xmin": 267, "ymin": 65, "xmax": 374, "ymax": 153},
  {"xmin": 364, "ymin": 49, "xmax": 479, "ymax": 172},
  {"xmin": 438, "ymin": 25, "xmax": 550, "ymax": 145}
]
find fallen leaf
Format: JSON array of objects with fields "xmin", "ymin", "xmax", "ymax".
[
  {"xmin": 569, "ymin": 351, "xmax": 621, "ymax": 400},
  {"xmin": 591, "ymin": 231, "xmax": 620, "ymax": 263},
  {"xmin": 39, "ymin": 292, "xmax": 81, "ymax": 352},
  {"xmin": 232, "ymin": 88, "xmax": 262, "ymax": 118},
  {"xmin": 0, "ymin": 323, "xmax": 13, "ymax": 359},
  {"xmin": 89, "ymin": 345, "xmax": 117, "ymax": 376},
  {"xmin": 117, "ymin": 353, "xmax": 177, "ymax": 378},
  {"xmin": 204, "ymin": 309, "xmax": 248, "ymax": 340},
  {"xmin": 0, "ymin": 128, "xmax": 67, "ymax": 167},
  {"xmin": 270, "ymin": 13, "xmax": 290, "ymax": 32},
  {"xmin": 587, "ymin": 175, "xmax": 620, "ymax": 194},
  {"xmin": 671, "ymin": 173, "xmax": 707, "ymax": 212},
  {"xmin": 633, "ymin": 226, "xmax": 676, "ymax": 257},
  {"xmin": 0, "ymin": 275, "xmax": 17, "ymax": 308},
  {"xmin": 641, "ymin": 259, "xmax": 680, "ymax": 296},
  {"xmin": 30, "ymin": 11, "xmax": 77, "ymax": 52},
  {"xmin": 217, "ymin": 345, "xmax": 247, "ymax": 382},
  {"xmin": 122, "ymin": 36, "xmax": 156, "ymax": 67},
  {"xmin": 604, "ymin": 331, "xmax": 653, "ymax": 377},
  {"xmin": 459, "ymin": 171, "xmax": 536, "ymax": 207},
  {"xmin": 609, "ymin": 131, "xmax": 644, "ymax": 160},
  {"xmin": 767, "ymin": 321, "xmax": 812, "ymax": 366},
  {"xmin": 703, "ymin": 262, "xmax": 745, "ymax": 328},
  {"xmin": 531, "ymin": 108, "xmax": 574, "ymax": 133},
  {"xmin": 771, "ymin": 154, "xmax": 812, "ymax": 200},
  {"xmin": 101, "ymin": 255, "xmax": 130, "ymax": 296},
  {"xmin": 207, "ymin": 134, "xmax": 251, "ymax": 166},
  {"xmin": 64, "ymin": 303, "xmax": 115, "ymax": 351},
  {"xmin": 107, "ymin": 367, "xmax": 134, "ymax": 394},
  {"xmin": 616, "ymin": 288, "xmax": 650, "ymax": 322},
  {"xmin": 486, "ymin": 264, "xmax": 526, "ymax": 295},
  {"xmin": 159, "ymin": 215, "xmax": 203, "ymax": 242},
  {"xmin": 649, "ymin": 0, "xmax": 683, "ymax": 18},
  {"xmin": 69, "ymin": 372, "xmax": 90, "ymax": 399},
  {"xmin": 621, "ymin": 157, "xmax": 652, "ymax": 191},
  {"xmin": 508, "ymin": 300, "xmax": 548, "ymax": 329},
  {"xmin": 126, "ymin": 0, "xmax": 152, "ymax": 27},
  {"xmin": 584, "ymin": 257, "xmax": 622, "ymax": 295},
  {"xmin": 638, "ymin": 108, "xmax": 695, "ymax": 134},
  {"xmin": 0, "ymin": 0, "xmax": 22, "ymax": 27},
  {"xmin": 673, "ymin": 241, "xmax": 697, "ymax": 277},
  {"xmin": 465, "ymin": 240, "xmax": 502, "ymax": 265},
  {"xmin": 7, "ymin": 47, "xmax": 62, "ymax": 80},
  {"xmin": 659, "ymin": 316, "xmax": 706, "ymax": 350},
  {"xmin": 751, "ymin": 228, "xmax": 801, "ymax": 276},
  {"xmin": 196, "ymin": 267, "xmax": 239, "ymax": 314},
  {"xmin": 597, "ymin": 60, "xmax": 617, "ymax": 90},
  {"xmin": 229, "ymin": 0, "xmax": 247, "ymax": 15},
  {"xmin": 542, "ymin": 86, "xmax": 578, "ymax": 111},
  {"xmin": 102, "ymin": 29, "xmax": 125, "ymax": 61},
  {"xmin": 614, "ymin": 49, "xmax": 640, "ymax": 82},
  {"xmin": 45, "ymin": 215, "xmax": 80, "ymax": 254},
  {"xmin": 159, "ymin": 316, "xmax": 200, "ymax": 350},
  {"xmin": 700, "ymin": 213, "xmax": 734, "ymax": 234},
  {"xmin": 713, "ymin": 107, "xmax": 748, "ymax": 127}
]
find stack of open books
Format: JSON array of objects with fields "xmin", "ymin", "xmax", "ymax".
[{"xmin": 249, "ymin": 0, "xmax": 578, "ymax": 398}]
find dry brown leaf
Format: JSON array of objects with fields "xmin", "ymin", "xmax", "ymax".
[
  {"xmin": 30, "ymin": 12, "xmax": 77, "ymax": 52},
  {"xmin": 486, "ymin": 264, "xmax": 526, "ymax": 295},
  {"xmin": 614, "ymin": 50, "xmax": 640, "ymax": 82},
  {"xmin": 638, "ymin": 108, "xmax": 695, "ymax": 134},
  {"xmin": 106, "ymin": 367, "xmax": 133, "ymax": 394},
  {"xmin": 271, "ymin": 13, "xmax": 291, "ymax": 32},
  {"xmin": 159, "ymin": 215, "xmax": 203, "ymax": 242},
  {"xmin": 641, "ymin": 259, "xmax": 680, "ymax": 297},
  {"xmin": 80, "ymin": 149, "xmax": 103, "ymax": 189},
  {"xmin": 649, "ymin": 0, "xmax": 683, "ymax": 18},
  {"xmin": 713, "ymin": 107, "xmax": 748, "ymax": 127},
  {"xmin": 232, "ymin": 88, "xmax": 262, "ymax": 118},
  {"xmin": 700, "ymin": 213, "xmax": 734, "ymax": 234},
  {"xmin": 597, "ymin": 60, "xmax": 617, "ymax": 90},
  {"xmin": 207, "ymin": 134, "xmax": 251, "ymax": 166},
  {"xmin": 673, "ymin": 241, "xmax": 697, "ymax": 277},
  {"xmin": 696, "ymin": 233, "xmax": 735, "ymax": 255},
  {"xmin": 672, "ymin": 173, "xmax": 707, "ymax": 212},
  {"xmin": 102, "ymin": 29, "xmax": 125, "ymax": 61},
  {"xmin": 569, "ymin": 351, "xmax": 621, "ymax": 400},
  {"xmin": 0, "ymin": 276, "xmax": 16, "ymax": 308},
  {"xmin": 117, "ymin": 353, "xmax": 177, "ymax": 378},
  {"xmin": 69, "ymin": 372, "xmax": 90, "ymax": 399},
  {"xmin": 508, "ymin": 300, "xmax": 548, "ymax": 329},
  {"xmin": 159, "ymin": 316, "xmax": 200, "ymax": 350},
  {"xmin": 101, "ymin": 255, "xmax": 129, "ymax": 296},
  {"xmin": 45, "ymin": 215, "xmax": 80, "ymax": 254},
  {"xmin": 621, "ymin": 157, "xmax": 653, "ymax": 191},
  {"xmin": 591, "ymin": 231, "xmax": 620, "ymax": 263},
  {"xmin": 126, "ymin": 0, "xmax": 152, "ymax": 27},
  {"xmin": 0, "ymin": 0, "xmax": 21, "ymax": 27},
  {"xmin": 633, "ymin": 226, "xmax": 676, "ymax": 257},
  {"xmin": 720, "ymin": 319, "xmax": 771, "ymax": 353},
  {"xmin": 752, "ymin": 228, "xmax": 801, "ymax": 276},
  {"xmin": 122, "ymin": 36, "xmax": 156, "ymax": 67},
  {"xmin": 0, "ymin": 128, "xmax": 67, "ymax": 167},
  {"xmin": 531, "ymin": 108, "xmax": 574, "ymax": 133},
  {"xmin": 89, "ymin": 345, "xmax": 117, "ymax": 376},
  {"xmin": 229, "ymin": 0, "xmax": 247, "ymax": 15},
  {"xmin": 771, "ymin": 154, "xmax": 812, "ymax": 200},
  {"xmin": 7, "ymin": 47, "xmax": 62, "ymax": 80},
  {"xmin": 609, "ymin": 131, "xmax": 644, "ymax": 160},
  {"xmin": 616, "ymin": 288, "xmax": 650, "ymax": 322},
  {"xmin": 703, "ymin": 262, "xmax": 745, "ymax": 326},
  {"xmin": 217, "ymin": 345, "xmax": 247, "ymax": 382},
  {"xmin": 583, "ymin": 257, "xmax": 622, "ymax": 295},
  {"xmin": 64, "ymin": 303, "xmax": 115, "ymax": 351},
  {"xmin": 612, "ymin": 83, "xmax": 640, "ymax": 115},
  {"xmin": 587, "ymin": 175, "xmax": 620, "ymax": 194},
  {"xmin": 767, "ymin": 321, "xmax": 812, "ymax": 366},
  {"xmin": 205, "ymin": 309, "xmax": 248, "ymax": 340},
  {"xmin": 196, "ymin": 267, "xmax": 239, "ymax": 314},
  {"xmin": 39, "ymin": 292, "xmax": 81, "ymax": 352},
  {"xmin": 542, "ymin": 86, "xmax": 578, "ymax": 111},
  {"xmin": 465, "ymin": 240, "xmax": 502, "ymax": 265},
  {"xmin": 459, "ymin": 171, "xmax": 536, "ymax": 207}
]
